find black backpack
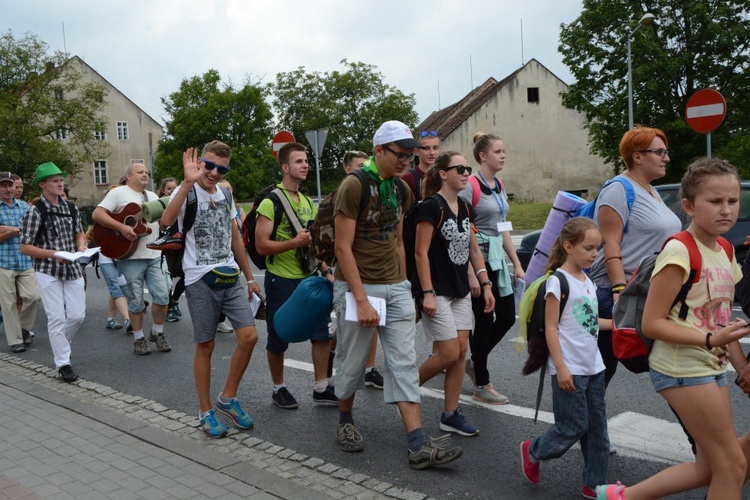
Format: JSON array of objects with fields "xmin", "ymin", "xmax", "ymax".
[
  {"xmin": 33, "ymin": 199, "xmax": 79, "ymax": 244},
  {"xmin": 407, "ymin": 167, "xmax": 423, "ymax": 200},
  {"xmin": 164, "ymin": 185, "xmax": 232, "ymax": 278}
]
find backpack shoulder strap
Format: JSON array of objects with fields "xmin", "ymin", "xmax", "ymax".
[
  {"xmin": 217, "ymin": 185, "xmax": 233, "ymax": 214},
  {"xmin": 553, "ymin": 270, "xmax": 569, "ymax": 314},
  {"xmin": 718, "ymin": 236, "xmax": 734, "ymax": 261},
  {"xmin": 666, "ymin": 231, "xmax": 703, "ymax": 320},
  {"xmin": 469, "ymin": 175, "xmax": 481, "ymax": 208},
  {"xmin": 351, "ymin": 168, "xmax": 372, "ymax": 216},
  {"xmin": 604, "ymin": 177, "xmax": 636, "ymax": 232},
  {"xmin": 182, "ymin": 186, "xmax": 198, "ymax": 234},
  {"xmin": 272, "ymin": 188, "xmax": 305, "ymax": 235}
]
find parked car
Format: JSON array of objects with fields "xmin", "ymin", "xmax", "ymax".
[{"xmin": 515, "ymin": 182, "xmax": 750, "ymax": 271}]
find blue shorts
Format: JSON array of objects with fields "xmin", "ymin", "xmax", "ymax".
[
  {"xmin": 118, "ymin": 257, "xmax": 170, "ymax": 312},
  {"xmin": 265, "ymin": 271, "xmax": 330, "ymax": 353},
  {"xmin": 650, "ymin": 368, "xmax": 727, "ymax": 392},
  {"xmin": 99, "ymin": 261, "xmax": 124, "ymax": 299}
]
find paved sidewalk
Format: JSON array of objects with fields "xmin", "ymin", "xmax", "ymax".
[{"xmin": 0, "ymin": 354, "xmax": 430, "ymax": 500}]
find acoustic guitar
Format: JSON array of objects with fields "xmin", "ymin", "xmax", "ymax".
[{"xmin": 92, "ymin": 202, "xmax": 152, "ymax": 259}]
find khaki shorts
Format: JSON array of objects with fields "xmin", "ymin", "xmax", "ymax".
[{"xmin": 421, "ymin": 294, "xmax": 473, "ymax": 342}]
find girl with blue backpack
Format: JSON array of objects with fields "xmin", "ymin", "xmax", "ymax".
[{"xmin": 520, "ymin": 217, "xmax": 609, "ymax": 499}]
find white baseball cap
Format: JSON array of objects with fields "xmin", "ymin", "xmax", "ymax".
[{"xmin": 372, "ymin": 120, "xmax": 424, "ymax": 149}]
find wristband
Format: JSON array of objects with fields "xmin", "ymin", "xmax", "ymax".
[
  {"xmin": 481, "ymin": 280, "xmax": 492, "ymax": 288},
  {"xmin": 706, "ymin": 333, "xmax": 713, "ymax": 350},
  {"xmin": 247, "ymin": 280, "xmax": 256, "ymax": 285},
  {"xmin": 605, "ymin": 256, "xmax": 623, "ymax": 263},
  {"xmin": 612, "ymin": 283, "xmax": 626, "ymax": 293},
  {"xmin": 474, "ymin": 268, "xmax": 487, "ymax": 277},
  {"xmin": 422, "ymin": 290, "xmax": 436, "ymax": 295}
]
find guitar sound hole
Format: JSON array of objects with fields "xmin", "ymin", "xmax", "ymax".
[{"xmin": 123, "ymin": 216, "xmax": 137, "ymax": 228}]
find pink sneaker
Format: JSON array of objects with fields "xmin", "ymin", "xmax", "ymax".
[
  {"xmin": 520, "ymin": 440, "xmax": 539, "ymax": 484},
  {"xmin": 582, "ymin": 485, "xmax": 597, "ymax": 499},
  {"xmin": 596, "ymin": 482, "xmax": 626, "ymax": 499}
]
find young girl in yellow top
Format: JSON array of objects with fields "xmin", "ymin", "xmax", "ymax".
[{"xmin": 598, "ymin": 158, "xmax": 750, "ymax": 499}]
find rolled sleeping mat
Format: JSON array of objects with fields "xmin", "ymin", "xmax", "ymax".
[
  {"xmin": 524, "ymin": 191, "xmax": 587, "ymax": 283},
  {"xmin": 141, "ymin": 196, "xmax": 172, "ymax": 223},
  {"xmin": 275, "ymin": 276, "xmax": 334, "ymax": 343}
]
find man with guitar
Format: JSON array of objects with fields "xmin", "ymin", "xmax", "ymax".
[{"xmin": 92, "ymin": 163, "xmax": 171, "ymax": 356}]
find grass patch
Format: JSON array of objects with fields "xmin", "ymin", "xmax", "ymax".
[{"xmin": 507, "ymin": 201, "xmax": 552, "ymax": 230}]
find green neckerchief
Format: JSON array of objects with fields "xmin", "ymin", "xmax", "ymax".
[{"xmin": 362, "ymin": 157, "xmax": 398, "ymax": 211}]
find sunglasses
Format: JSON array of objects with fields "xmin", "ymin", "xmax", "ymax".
[
  {"xmin": 382, "ymin": 145, "xmax": 416, "ymax": 163},
  {"xmin": 444, "ymin": 165, "xmax": 472, "ymax": 175},
  {"xmin": 419, "ymin": 130, "xmax": 439, "ymax": 138},
  {"xmin": 200, "ymin": 158, "xmax": 231, "ymax": 175},
  {"xmin": 639, "ymin": 148, "xmax": 669, "ymax": 159}
]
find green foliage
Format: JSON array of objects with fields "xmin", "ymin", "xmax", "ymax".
[
  {"xmin": 0, "ymin": 30, "xmax": 109, "ymax": 192},
  {"xmin": 155, "ymin": 69, "xmax": 276, "ymax": 201},
  {"xmin": 271, "ymin": 60, "xmax": 418, "ymax": 195},
  {"xmin": 559, "ymin": 1, "xmax": 750, "ymax": 181}
]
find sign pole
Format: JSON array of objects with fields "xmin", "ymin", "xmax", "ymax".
[
  {"xmin": 314, "ymin": 134, "xmax": 322, "ymax": 202},
  {"xmin": 707, "ymin": 133, "xmax": 711, "ymax": 159},
  {"xmin": 304, "ymin": 128, "xmax": 328, "ymax": 203}
]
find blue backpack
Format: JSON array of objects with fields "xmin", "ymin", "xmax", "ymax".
[{"xmin": 574, "ymin": 177, "xmax": 636, "ymax": 231}]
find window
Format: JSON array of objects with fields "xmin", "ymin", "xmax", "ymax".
[
  {"xmin": 117, "ymin": 121, "xmax": 129, "ymax": 140},
  {"xmin": 94, "ymin": 160, "xmax": 108, "ymax": 185},
  {"xmin": 527, "ymin": 87, "xmax": 540, "ymax": 103},
  {"xmin": 94, "ymin": 128, "xmax": 107, "ymax": 140},
  {"xmin": 55, "ymin": 128, "xmax": 68, "ymax": 140}
]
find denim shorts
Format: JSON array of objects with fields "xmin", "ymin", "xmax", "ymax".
[
  {"xmin": 650, "ymin": 368, "xmax": 727, "ymax": 392},
  {"xmin": 99, "ymin": 262, "xmax": 124, "ymax": 299}
]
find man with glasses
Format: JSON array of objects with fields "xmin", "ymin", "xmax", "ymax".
[
  {"xmin": 93, "ymin": 163, "xmax": 171, "ymax": 355},
  {"xmin": 332, "ymin": 120, "xmax": 463, "ymax": 469},
  {"xmin": 401, "ymin": 130, "xmax": 440, "ymax": 201}
]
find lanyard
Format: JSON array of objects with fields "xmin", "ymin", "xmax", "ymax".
[{"xmin": 477, "ymin": 171, "xmax": 505, "ymax": 220}]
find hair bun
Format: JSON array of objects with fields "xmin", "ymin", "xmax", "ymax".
[{"xmin": 472, "ymin": 132, "xmax": 484, "ymax": 144}]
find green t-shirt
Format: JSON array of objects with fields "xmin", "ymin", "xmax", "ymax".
[{"xmin": 256, "ymin": 185, "xmax": 317, "ymax": 279}]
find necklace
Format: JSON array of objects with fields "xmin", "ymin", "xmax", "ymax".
[
  {"xmin": 281, "ymin": 186, "xmax": 298, "ymax": 195},
  {"xmin": 624, "ymin": 172, "xmax": 655, "ymax": 198}
]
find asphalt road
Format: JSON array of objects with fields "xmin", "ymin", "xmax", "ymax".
[{"xmin": 9, "ymin": 267, "xmax": 750, "ymax": 499}]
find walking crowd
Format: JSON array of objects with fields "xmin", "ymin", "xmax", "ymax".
[{"xmin": 3, "ymin": 118, "xmax": 750, "ymax": 498}]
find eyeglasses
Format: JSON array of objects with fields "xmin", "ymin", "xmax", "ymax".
[
  {"xmin": 444, "ymin": 165, "xmax": 472, "ymax": 175},
  {"xmin": 419, "ymin": 130, "xmax": 439, "ymax": 138},
  {"xmin": 382, "ymin": 145, "xmax": 416, "ymax": 163},
  {"xmin": 640, "ymin": 148, "xmax": 669, "ymax": 159},
  {"xmin": 200, "ymin": 158, "xmax": 231, "ymax": 175}
]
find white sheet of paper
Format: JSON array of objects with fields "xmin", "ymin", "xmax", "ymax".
[
  {"xmin": 344, "ymin": 292, "xmax": 386, "ymax": 326},
  {"xmin": 249, "ymin": 292, "xmax": 262, "ymax": 317},
  {"xmin": 54, "ymin": 246, "xmax": 101, "ymax": 263},
  {"xmin": 497, "ymin": 221, "xmax": 513, "ymax": 232}
]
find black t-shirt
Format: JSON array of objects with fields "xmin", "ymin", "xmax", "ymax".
[{"xmin": 415, "ymin": 194, "xmax": 474, "ymax": 298}]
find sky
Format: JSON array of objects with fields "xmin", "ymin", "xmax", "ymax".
[{"xmin": 3, "ymin": 1, "xmax": 583, "ymax": 128}]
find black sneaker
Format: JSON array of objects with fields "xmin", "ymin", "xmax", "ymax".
[
  {"xmin": 11, "ymin": 344, "xmax": 26, "ymax": 353},
  {"xmin": 146, "ymin": 232, "xmax": 184, "ymax": 251},
  {"xmin": 272, "ymin": 387, "xmax": 299, "ymax": 409},
  {"xmin": 58, "ymin": 365, "xmax": 78, "ymax": 383},
  {"xmin": 408, "ymin": 435, "xmax": 463, "ymax": 470},
  {"xmin": 365, "ymin": 367, "xmax": 384, "ymax": 389},
  {"xmin": 22, "ymin": 329, "xmax": 33, "ymax": 345},
  {"xmin": 313, "ymin": 385, "xmax": 338, "ymax": 405}
]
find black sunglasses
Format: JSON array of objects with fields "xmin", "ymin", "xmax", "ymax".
[
  {"xmin": 639, "ymin": 148, "xmax": 669, "ymax": 159},
  {"xmin": 444, "ymin": 165, "xmax": 472, "ymax": 175},
  {"xmin": 419, "ymin": 130, "xmax": 439, "ymax": 138},
  {"xmin": 200, "ymin": 158, "xmax": 231, "ymax": 175},
  {"xmin": 382, "ymin": 145, "xmax": 416, "ymax": 163}
]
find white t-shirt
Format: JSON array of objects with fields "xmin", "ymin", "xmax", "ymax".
[
  {"xmin": 545, "ymin": 269, "xmax": 605, "ymax": 376},
  {"xmin": 97, "ymin": 185, "xmax": 160, "ymax": 260},
  {"xmin": 170, "ymin": 183, "xmax": 238, "ymax": 286}
]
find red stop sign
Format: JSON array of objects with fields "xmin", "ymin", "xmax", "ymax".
[
  {"xmin": 685, "ymin": 89, "xmax": 726, "ymax": 134},
  {"xmin": 271, "ymin": 130, "xmax": 295, "ymax": 159}
]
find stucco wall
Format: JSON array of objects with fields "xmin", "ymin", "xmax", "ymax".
[
  {"xmin": 440, "ymin": 61, "xmax": 610, "ymax": 202},
  {"xmin": 65, "ymin": 58, "xmax": 163, "ymax": 206}
]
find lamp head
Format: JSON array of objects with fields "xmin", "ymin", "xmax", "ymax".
[{"xmin": 639, "ymin": 13, "xmax": 655, "ymax": 25}]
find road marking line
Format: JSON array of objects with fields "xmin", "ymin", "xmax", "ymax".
[{"xmin": 284, "ymin": 358, "xmax": 689, "ymax": 464}]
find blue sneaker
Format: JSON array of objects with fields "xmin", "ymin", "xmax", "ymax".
[
  {"xmin": 173, "ymin": 303, "xmax": 182, "ymax": 317},
  {"xmin": 200, "ymin": 409, "xmax": 228, "ymax": 438},
  {"xmin": 215, "ymin": 394, "xmax": 254, "ymax": 429},
  {"xmin": 439, "ymin": 407, "xmax": 479, "ymax": 436}
]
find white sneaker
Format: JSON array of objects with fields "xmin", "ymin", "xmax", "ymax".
[
  {"xmin": 216, "ymin": 321, "xmax": 233, "ymax": 333},
  {"xmin": 472, "ymin": 384, "xmax": 509, "ymax": 405}
]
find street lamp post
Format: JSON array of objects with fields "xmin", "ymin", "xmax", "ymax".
[{"xmin": 627, "ymin": 13, "xmax": 655, "ymax": 130}]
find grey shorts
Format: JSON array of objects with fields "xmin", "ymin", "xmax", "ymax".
[
  {"xmin": 421, "ymin": 294, "xmax": 473, "ymax": 341},
  {"xmin": 185, "ymin": 277, "xmax": 255, "ymax": 344}
]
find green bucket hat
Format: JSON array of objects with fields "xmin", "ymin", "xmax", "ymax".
[{"xmin": 33, "ymin": 162, "xmax": 68, "ymax": 185}]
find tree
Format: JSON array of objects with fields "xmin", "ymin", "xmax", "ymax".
[
  {"xmin": 0, "ymin": 30, "xmax": 109, "ymax": 190},
  {"xmin": 559, "ymin": 1, "xmax": 750, "ymax": 180},
  {"xmin": 271, "ymin": 60, "xmax": 419, "ymax": 195},
  {"xmin": 155, "ymin": 70, "xmax": 275, "ymax": 200}
]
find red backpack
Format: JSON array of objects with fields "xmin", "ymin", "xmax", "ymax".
[{"xmin": 612, "ymin": 231, "xmax": 734, "ymax": 374}]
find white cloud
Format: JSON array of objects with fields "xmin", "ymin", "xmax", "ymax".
[{"xmin": 2, "ymin": 0, "xmax": 582, "ymax": 127}]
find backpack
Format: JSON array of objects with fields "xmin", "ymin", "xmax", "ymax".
[
  {"xmin": 402, "ymin": 195, "xmax": 460, "ymax": 297},
  {"xmin": 33, "ymin": 199, "xmax": 80, "ymax": 244},
  {"xmin": 517, "ymin": 270, "xmax": 569, "ymax": 423},
  {"xmin": 241, "ymin": 184, "xmax": 315, "ymax": 271},
  {"xmin": 164, "ymin": 185, "xmax": 232, "ymax": 278},
  {"xmin": 308, "ymin": 169, "xmax": 408, "ymax": 267},
  {"xmin": 407, "ymin": 167, "xmax": 423, "ymax": 200},
  {"xmin": 612, "ymin": 231, "xmax": 734, "ymax": 374},
  {"xmin": 573, "ymin": 177, "xmax": 636, "ymax": 231},
  {"xmin": 467, "ymin": 175, "xmax": 505, "ymax": 208}
]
